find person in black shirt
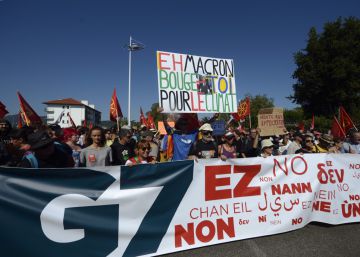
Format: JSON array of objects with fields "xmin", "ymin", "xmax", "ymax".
[
  {"xmin": 188, "ymin": 123, "xmax": 218, "ymax": 160},
  {"xmin": 111, "ymin": 129, "xmax": 133, "ymax": 165}
]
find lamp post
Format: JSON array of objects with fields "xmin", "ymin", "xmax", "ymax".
[{"xmin": 126, "ymin": 36, "xmax": 144, "ymax": 127}]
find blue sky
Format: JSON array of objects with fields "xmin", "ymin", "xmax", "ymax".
[{"xmin": 0, "ymin": 0, "xmax": 359, "ymax": 121}]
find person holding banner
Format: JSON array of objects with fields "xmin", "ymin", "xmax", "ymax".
[
  {"xmin": 80, "ymin": 126, "xmax": 112, "ymax": 167},
  {"xmin": 218, "ymin": 131, "xmax": 237, "ymax": 161},
  {"xmin": 260, "ymin": 139, "xmax": 274, "ymax": 158},
  {"xmin": 188, "ymin": 123, "xmax": 218, "ymax": 160},
  {"xmin": 125, "ymin": 139, "xmax": 156, "ymax": 166}
]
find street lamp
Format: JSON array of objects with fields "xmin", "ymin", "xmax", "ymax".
[{"xmin": 126, "ymin": 36, "xmax": 145, "ymax": 127}]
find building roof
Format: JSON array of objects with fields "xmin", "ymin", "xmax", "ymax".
[
  {"xmin": 43, "ymin": 98, "xmax": 83, "ymax": 106},
  {"xmin": 43, "ymin": 98, "xmax": 100, "ymax": 113}
]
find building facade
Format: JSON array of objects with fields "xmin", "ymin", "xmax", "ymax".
[{"xmin": 43, "ymin": 98, "xmax": 101, "ymax": 128}]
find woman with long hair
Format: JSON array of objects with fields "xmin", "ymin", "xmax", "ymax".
[{"xmin": 80, "ymin": 126, "xmax": 112, "ymax": 167}]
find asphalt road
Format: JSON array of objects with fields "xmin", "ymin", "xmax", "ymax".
[{"xmin": 162, "ymin": 222, "xmax": 360, "ymax": 257}]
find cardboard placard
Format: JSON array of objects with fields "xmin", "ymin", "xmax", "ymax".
[{"xmin": 257, "ymin": 107, "xmax": 286, "ymax": 136}]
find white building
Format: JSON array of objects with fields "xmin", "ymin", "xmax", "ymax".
[{"xmin": 43, "ymin": 98, "xmax": 101, "ymax": 128}]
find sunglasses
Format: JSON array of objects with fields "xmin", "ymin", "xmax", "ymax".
[
  {"xmin": 141, "ymin": 147, "xmax": 151, "ymax": 151},
  {"xmin": 202, "ymin": 131, "xmax": 212, "ymax": 135},
  {"xmin": 305, "ymin": 140, "xmax": 314, "ymax": 143}
]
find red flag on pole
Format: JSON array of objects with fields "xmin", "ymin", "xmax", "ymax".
[
  {"xmin": 0, "ymin": 101, "xmax": 9, "ymax": 119},
  {"xmin": 67, "ymin": 113, "xmax": 76, "ymax": 128},
  {"xmin": 147, "ymin": 112, "xmax": 156, "ymax": 129},
  {"xmin": 110, "ymin": 88, "xmax": 123, "ymax": 122},
  {"xmin": 17, "ymin": 111, "xmax": 23, "ymax": 128},
  {"xmin": 83, "ymin": 119, "xmax": 87, "ymax": 128},
  {"xmin": 297, "ymin": 121, "xmax": 305, "ymax": 131},
  {"xmin": 310, "ymin": 114, "xmax": 315, "ymax": 130},
  {"xmin": 339, "ymin": 106, "xmax": 356, "ymax": 134},
  {"xmin": 140, "ymin": 107, "xmax": 147, "ymax": 126},
  {"xmin": 331, "ymin": 116, "xmax": 346, "ymax": 139},
  {"xmin": 17, "ymin": 92, "xmax": 42, "ymax": 126},
  {"xmin": 232, "ymin": 97, "xmax": 251, "ymax": 121}
]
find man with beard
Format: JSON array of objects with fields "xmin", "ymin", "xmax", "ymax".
[{"xmin": 188, "ymin": 123, "xmax": 218, "ymax": 160}]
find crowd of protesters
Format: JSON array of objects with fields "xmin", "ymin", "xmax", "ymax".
[{"xmin": 0, "ymin": 115, "xmax": 359, "ymax": 169}]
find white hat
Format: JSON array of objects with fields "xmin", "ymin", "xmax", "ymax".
[
  {"xmin": 261, "ymin": 139, "xmax": 274, "ymax": 150},
  {"xmin": 121, "ymin": 125, "xmax": 131, "ymax": 130},
  {"xmin": 199, "ymin": 123, "xmax": 213, "ymax": 132},
  {"xmin": 224, "ymin": 131, "xmax": 235, "ymax": 138}
]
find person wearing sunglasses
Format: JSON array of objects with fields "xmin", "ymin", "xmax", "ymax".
[
  {"xmin": 125, "ymin": 139, "xmax": 155, "ymax": 166},
  {"xmin": 219, "ymin": 132, "xmax": 237, "ymax": 161},
  {"xmin": 295, "ymin": 135, "xmax": 318, "ymax": 154},
  {"xmin": 188, "ymin": 123, "xmax": 218, "ymax": 160},
  {"xmin": 260, "ymin": 139, "xmax": 274, "ymax": 158}
]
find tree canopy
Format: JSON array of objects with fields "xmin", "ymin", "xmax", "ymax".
[{"xmin": 290, "ymin": 17, "xmax": 360, "ymax": 119}]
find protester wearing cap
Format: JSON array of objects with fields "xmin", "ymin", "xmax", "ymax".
[
  {"xmin": 111, "ymin": 129, "xmax": 133, "ymax": 165},
  {"xmin": 218, "ymin": 131, "xmax": 237, "ymax": 161},
  {"xmin": 188, "ymin": 123, "xmax": 218, "ymax": 160},
  {"xmin": 287, "ymin": 131, "xmax": 303, "ymax": 155},
  {"xmin": 315, "ymin": 134, "xmax": 333, "ymax": 153},
  {"xmin": 19, "ymin": 130, "xmax": 74, "ymax": 168},
  {"xmin": 260, "ymin": 139, "xmax": 274, "ymax": 157}
]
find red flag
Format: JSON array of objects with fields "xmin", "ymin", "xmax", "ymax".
[
  {"xmin": 237, "ymin": 97, "xmax": 250, "ymax": 120},
  {"xmin": 89, "ymin": 122, "xmax": 93, "ymax": 129},
  {"xmin": 310, "ymin": 114, "xmax": 315, "ymax": 130},
  {"xmin": 232, "ymin": 97, "xmax": 251, "ymax": 121},
  {"xmin": 297, "ymin": 121, "xmax": 305, "ymax": 131},
  {"xmin": 17, "ymin": 111, "xmax": 23, "ymax": 128},
  {"xmin": 0, "ymin": 101, "xmax": 9, "ymax": 119},
  {"xmin": 140, "ymin": 107, "xmax": 147, "ymax": 126},
  {"xmin": 17, "ymin": 92, "xmax": 42, "ymax": 126},
  {"xmin": 147, "ymin": 112, "xmax": 156, "ymax": 129},
  {"xmin": 331, "ymin": 116, "xmax": 346, "ymax": 139},
  {"xmin": 83, "ymin": 119, "xmax": 87, "ymax": 128},
  {"xmin": 67, "ymin": 113, "xmax": 76, "ymax": 128},
  {"xmin": 339, "ymin": 106, "xmax": 355, "ymax": 134},
  {"xmin": 109, "ymin": 88, "xmax": 123, "ymax": 122}
]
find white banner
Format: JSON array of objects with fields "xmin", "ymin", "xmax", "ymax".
[{"xmin": 1, "ymin": 154, "xmax": 360, "ymax": 257}]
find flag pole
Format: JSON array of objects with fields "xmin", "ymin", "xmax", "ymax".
[
  {"xmin": 248, "ymin": 113, "xmax": 252, "ymax": 129},
  {"xmin": 127, "ymin": 36, "xmax": 132, "ymax": 127}
]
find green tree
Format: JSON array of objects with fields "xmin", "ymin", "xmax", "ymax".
[
  {"xmin": 246, "ymin": 94, "xmax": 274, "ymax": 127},
  {"xmin": 290, "ymin": 17, "xmax": 360, "ymax": 118}
]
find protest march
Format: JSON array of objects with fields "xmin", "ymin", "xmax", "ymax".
[{"xmin": 1, "ymin": 3, "xmax": 360, "ymax": 254}]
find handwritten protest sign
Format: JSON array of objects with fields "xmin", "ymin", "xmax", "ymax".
[
  {"xmin": 157, "ymin": 51, "xmax": 237, "ymax": 113},
  {"xmin": 258, "ymin": 107, "xmax": 286, "ymax": 136}
]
